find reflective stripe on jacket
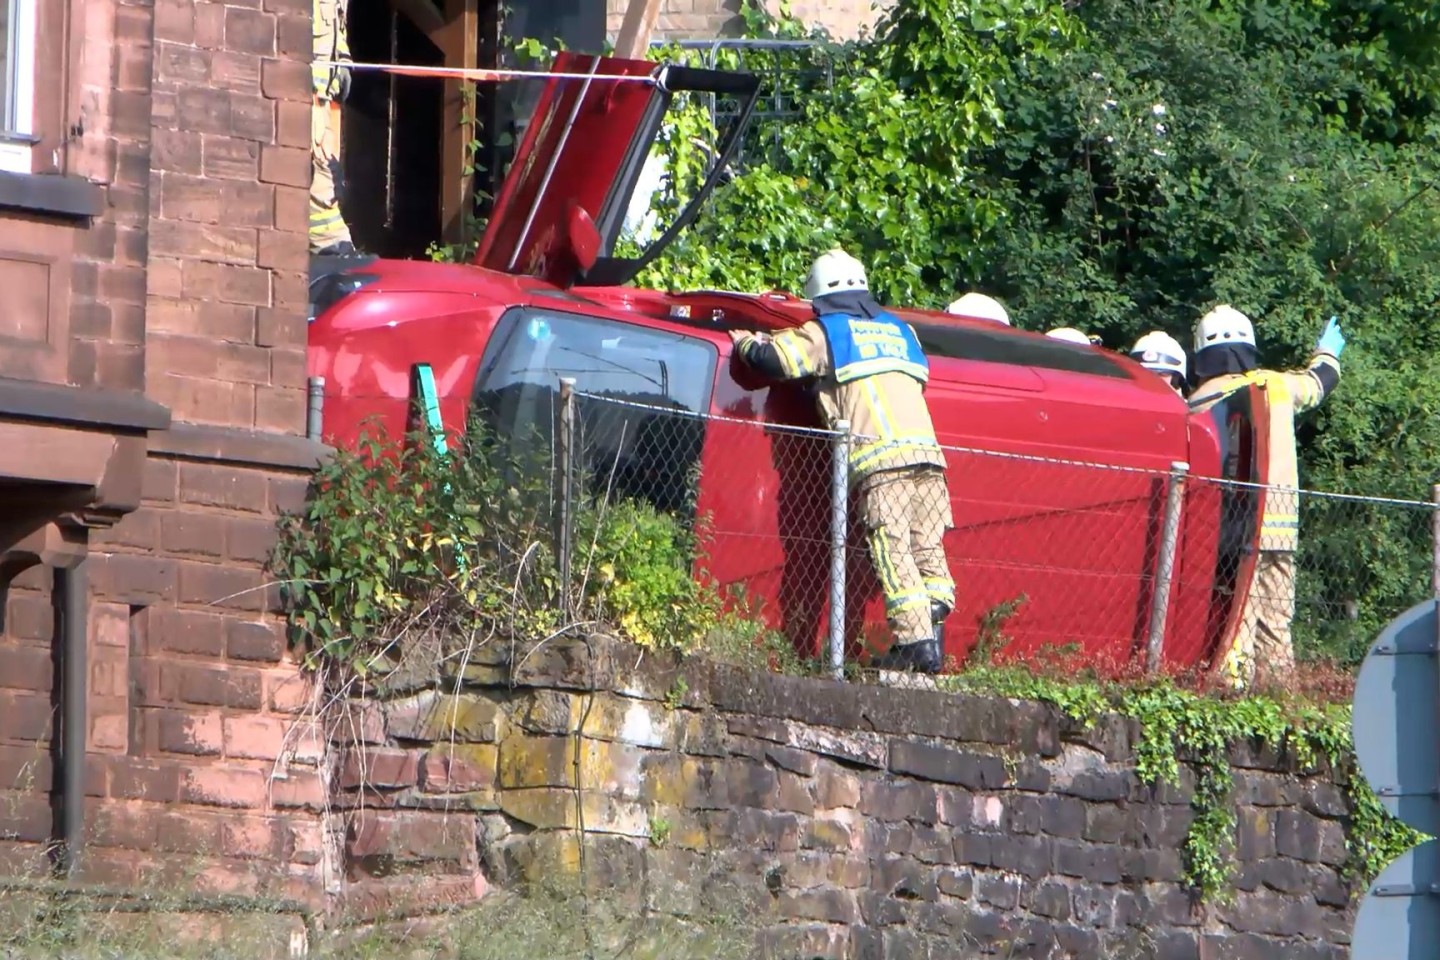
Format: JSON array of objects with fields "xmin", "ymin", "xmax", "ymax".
[
  {"xmin": 764, "ymin": 319, "xmax": 945, "ymax": 482},
  {"xmin": 1189, "ymin": 353, "xmax": 1340, "ymax": 552}
]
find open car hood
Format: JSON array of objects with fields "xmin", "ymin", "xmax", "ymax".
[{"xmin": 473, "ymin": 52, "xmax": 761, "ymax": 290}]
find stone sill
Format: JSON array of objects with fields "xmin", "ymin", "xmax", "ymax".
[
  {"xmin": 0, "ymin": 171, "xmax": 104, "ymax": 220},
  {"xmin": 0, "ymin": 377, "xmax": 170, "ymax": 433},
  {"xmin": 149, "ymin": 422, "xmax": 332, "ymax": 471}
]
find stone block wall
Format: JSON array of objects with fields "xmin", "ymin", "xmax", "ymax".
[
  {"xmin": 72, "ymin": 447, "xmax": 325, "ymax": 898},
  {"xmin": 66, "ymin": 0, "xmax": 155, "ymax": 392},
  {"xmin": 331, "ymin": 636, "xmax": 1357, "ymax": 956},
  {"xmin": 0, "ymin": 568, "xmax": 61, "ymax": 876},
  {"xmin": 146, "ymin": 0, "xmax": 312, "ymax": 430}
]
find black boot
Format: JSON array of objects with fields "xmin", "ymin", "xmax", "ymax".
[
  {"xmin": 931, "ymin": 601, "xmax": 951, "ymax": 649},
  {"xmin": 872, "ymin": 638, "xmax": 942, "ymax": 674}
]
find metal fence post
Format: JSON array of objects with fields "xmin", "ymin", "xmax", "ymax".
[
  {"xmin": 1432, "ymin": 484, "xmax": 1440, "ymax": 599},
  {"xmin": 829, "ymin": 421, "xmax": 851, "ymax": 681},
  {"xmin": 557, "ymin": 378, "xmax": 577, "ymax": 613},
  {"xmin": 1146, "ymin": 461, "xmax": 1190, "ymax": 674},
  {"xmin": 305, "ymin": 376, "xmax": 325, "ymax": 441}
]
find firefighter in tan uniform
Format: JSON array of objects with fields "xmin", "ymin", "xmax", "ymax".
[
  {"xmin": 311, "ymin": 0, "xmax": 358, "ymax": 255},
  {"xmin": 1187, "ymin": 305, "xmax": 1345, "ymax": 688},
  {"xmin": 946, "ymin": 292, "xmax": 1011, "ymax": 326},
  {"xmin": 728, "ymin": 250, "xmax": 956, "ymax": 674},
  {"xmin": 1129, "ymin": 331, "xmax": 1188, "ymax": 395}
]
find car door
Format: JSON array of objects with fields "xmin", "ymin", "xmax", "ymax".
[{"xmin": 473, "ymin": 52, "xmax": 761, "ymax": 290}]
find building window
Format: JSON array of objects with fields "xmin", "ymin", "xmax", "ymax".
[{"xmin": 0, "ymin": 0, "xmax": 37, "ymax": 174}]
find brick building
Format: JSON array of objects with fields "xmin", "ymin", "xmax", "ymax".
[
  {"xmin": 0, "ymin": 0, "xmax": 883, "ymax": 912},
  {"xmin": 603, "ymin": 0, "xmax": 886, "ymax": 41},
  {"xmin": 1, "ymin": 0, "xmax": 327, "ymax": 901}
]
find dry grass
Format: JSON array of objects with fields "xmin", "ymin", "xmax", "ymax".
[{"xmin": 0, "ymin": 879, "xmax": 756, "ymax": 960}]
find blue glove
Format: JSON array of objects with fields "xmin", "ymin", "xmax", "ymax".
[{"xmin": 1315, "ymin": 316, "xmax": 1346, "ymax": 357}]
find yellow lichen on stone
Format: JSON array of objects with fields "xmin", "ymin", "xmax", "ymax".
[
  {"xmin": 579, "ymin": 738, "xmax": 649, "ymax": 800},
  {"xmin": 432, "ymin": 695, "xmax": 506, "ymax": 742},
  {"xmin": 581, "ymin": 694, "xmax": 675, "ymax": 749},
  {"xmin": 499, "ymin": 787, "xmax": 577, "ymax": 829},
  {"xmin": 496, "ymin": 786, "xmax": 649, "ymax": 837},
  {"xmin": 641, "ymin": 756, "xmax": 710, "ymax": 808},
  {"xmin": 498, "ymin": 733, "xmax": 578, "ymax": 789}
]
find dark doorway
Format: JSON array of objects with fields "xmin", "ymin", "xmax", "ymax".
[
  {"xmin": 343, "ymin": 0, "xmax": 447, "ymax": 258},
  {"xmin": 338, "ymin": 0, "xmax": 605, "ymax": 258}
]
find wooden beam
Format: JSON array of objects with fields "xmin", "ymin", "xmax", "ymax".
[
  {"xmin": 613, "ymin": 0, "xmax": 663, "ymax": 59},
  {"xmin": 386, "ymin": 0, "xmax": 445, "ymax": 43},
  {"xmin": 436, "ymin": 0, "xmax": 478, "ymax": 244}
]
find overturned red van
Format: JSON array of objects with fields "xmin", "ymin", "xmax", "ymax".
[{"xmin": 307, "ymin": 53, "xmax": 1270, "ymax": 674}]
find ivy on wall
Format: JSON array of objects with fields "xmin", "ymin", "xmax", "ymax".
[{"xmin": 947, "ymin": 665, "xmax": 1424, "ymax": 900}]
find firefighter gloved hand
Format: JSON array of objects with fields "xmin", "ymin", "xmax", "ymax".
[
  {"xmin": 334, "ymin": 64, "xmax": 353, "ymax": 102},
  {"xmin": 1315, "ymin": 316, "xmax": 1346, "ymax": 357},
  {"xmin": 728, "ymin": 329, "xmax": 768, "ymax": 354}
]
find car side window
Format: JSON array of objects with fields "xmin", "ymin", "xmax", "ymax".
[{"xmin": 471, "ymin": 308, "xmax": 718, "ymax": 516}]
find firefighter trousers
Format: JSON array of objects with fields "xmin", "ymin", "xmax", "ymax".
[
  {"xmin": 310, "ymin": 97, "xmax": 352, "ymax": 252},
  {"xmin": 858, "ymin": 465, "xmax": 956, "ymax": 645},
  {"xmin": 1219, "ymin": 549, "xmax": 1296, "ymax": 688}
]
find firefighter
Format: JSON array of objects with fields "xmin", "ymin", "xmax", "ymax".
[
  {"xmin": 1129, "ymin": 331, "xmax": 1188, "ymax": 394},
  {"xmin": 1187, "ymin": 304, "xmax": 1345, "ymax": 687},
  {"xmin": 946, "ymin": 292, "xmax": 1011, "ymax": 326},
  {"xmin": 728, "ymin": 250, "xmax": 955, "ymax": 674},
  {"xmin": 311, "ymin": 0, "xmax": 359, "ymax": 255},
  {"xmin": 1047, "ymin": 327, "xmax": 1101, "ymax": 346}
]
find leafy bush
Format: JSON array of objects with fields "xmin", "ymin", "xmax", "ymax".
[
  {"xmin": 270, "ymin": 418, "xmax": 724, "ymax": 677},
  {"xmin": 579, "ymin": 498, "xmax": 717, "ymax": 650}
]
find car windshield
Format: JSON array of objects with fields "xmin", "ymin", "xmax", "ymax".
[{"xmin": 471, "ymin": 308, "xmax": 717, "ymax": 516}]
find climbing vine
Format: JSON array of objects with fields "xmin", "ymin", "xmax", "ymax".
[{"xmin": 945, "ymin": 666, "xmax": 1424, "ymax": 900}]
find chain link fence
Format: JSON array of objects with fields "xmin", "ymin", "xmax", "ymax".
[
  {"xmin": 546, "ymin": 390, "xmax": 1440, "ymax": 680},
  {"xmin": 558, "ymin": 386, "xmax": 850, "ymax": 676}
]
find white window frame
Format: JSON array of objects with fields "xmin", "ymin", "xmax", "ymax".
[{"xmin": 0, "ymin": 0, "xmax": 37, "ymax": 175}]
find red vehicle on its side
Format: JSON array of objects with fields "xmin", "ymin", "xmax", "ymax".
[{"xmin": 308, "ymin": 53, "xmax": 1271, "ymax": 673}]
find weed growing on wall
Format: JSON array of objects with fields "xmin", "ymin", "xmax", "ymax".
[
  {"xmin": 270, "ymin": 418, "xmax": 726, "ymax": 678},
  {"xmin": 944, "ymin": 665, "xmax": 1425, "ymax": 900}
]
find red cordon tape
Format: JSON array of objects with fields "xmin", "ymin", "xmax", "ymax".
[{"xmin": 312, "ymin": 60, "xmax": 661, "ymax": 84}]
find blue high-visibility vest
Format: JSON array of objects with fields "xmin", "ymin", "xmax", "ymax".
[{"xmin": 816, "ymin": 311, "xmax": 929, "ymax": 385}]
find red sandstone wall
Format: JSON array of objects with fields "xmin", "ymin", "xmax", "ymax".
[{"xmin": 0, "ymin": 0, "xmax": 324, "ymax": 903}]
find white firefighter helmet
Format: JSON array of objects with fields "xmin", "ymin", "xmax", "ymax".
[
  {"xmin": 1193, "ymin": 304, "xmax": 1256, "ymax": 353},
  {"xmin": 803, "ymin": 249, "xmax": 869, "ymax": 300},
  {"xmin": 946, "ymin": 292, "xmax": 1011, "ymax": 326},
  {"xmin": 1046, "ymin": 327, "xmax": 1093, "ymax": 345},
  {"xmin": 1130, "ymin": 331, "xmax": 1188, "ymax": 381}
]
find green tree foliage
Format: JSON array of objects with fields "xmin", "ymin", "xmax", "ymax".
[{"xmin": 633, "ymin": 0, "xmax": 1440, "ymax": 663}]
